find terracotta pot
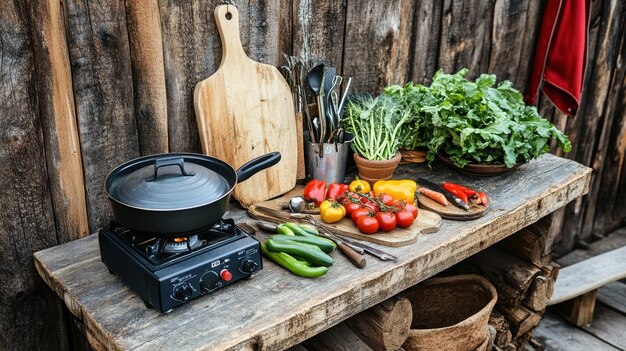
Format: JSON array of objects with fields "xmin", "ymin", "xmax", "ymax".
[
  {"xmin": 353, "ymin": 152, "xmax": 402, "ymax": 184},
  {"xmin": 399, "ymin": 149, "xmax": 428, "ymax": 164},
  {"xmin": 402, "ymin": 274, "xmax": 497, "ymax": 351}
]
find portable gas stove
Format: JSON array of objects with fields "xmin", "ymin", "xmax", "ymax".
[{"xmin": 98, "ymin": 218, "xmax": 262, "ymax": 312}]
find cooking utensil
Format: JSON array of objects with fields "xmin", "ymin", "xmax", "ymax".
[
  {"xmin": 338, "ymin": 77, "xmax": 352, "ymax": 115},
  {"xmin": 303, "ymin": 215, "xmax": 366, "ymax": 268},
  {"xmin": 105, "ymin": 152, "xmax": 281, "ymax": 237},
  {"xmin": 307, "ymin": 64, "xmax": 327, "ymax": 156},
  {"xmin": 416, "ymin": 177, "xmax": 470, "ymax": 211},
  {"xmin": 194, "ymin": 5, "xmax": 296, "ymax": 208},
  {"xmin": 334, "ymin": 234, "xmax": 398, "ymax": 261}
]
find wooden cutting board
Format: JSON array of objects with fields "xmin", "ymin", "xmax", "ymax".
[
  {"xmin": 248, "ymin": 187, "xmax": 442, "ymax": 247},
  {"xmin": 417, "ymin": 194, "xmax": 490, "ymax": 220},
  {"xmin": 194, "ymin": 5, "xmax": 297, "ymax": 208}
]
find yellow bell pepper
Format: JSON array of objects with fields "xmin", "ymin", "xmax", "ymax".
[
  {"xmin": 349, "ymin": 179, "xmax": 371, "ymax": 194},
  {"xmin": 320, "ymin": 200, "xmax": 346, "ymax": 224},
  {"xmin": 373, "ymin": 179, "xmax": 417, "ymax": 204}
]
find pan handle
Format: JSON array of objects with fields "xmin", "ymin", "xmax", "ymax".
[
  {"xmin": 146, "ymin": 157, "xmax": 195, "ymax": 182},
  {"xmin": 236, "ymin": 152, "xmax": 281, "ymax": 183}
]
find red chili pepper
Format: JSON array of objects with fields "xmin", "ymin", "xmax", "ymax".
[
  {"xmin": 478, "ymin": 192, "xmax": 489, "ymax": 206},
  {"xmin": 444, "ymin": 186, "xmax": 469, "ymax": 204},
  {"xmin": 326, "ymin": 183, "xmax": 349, "ymax": 200},
  {"xmin": 303, "ymin": 179, "xmax": 327, "ymax": 206},
  {"xmin": 442, "ymin": 182, "xmax": 478, "ymax": 199}
]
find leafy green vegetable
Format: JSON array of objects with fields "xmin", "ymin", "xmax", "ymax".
[
  {"xmin": 383, "ymin": 69, "xmax": 571, "ymax": 168},
  {"xmin": 343, "ymin": 95, "xmax": 411, "ymax": 160}
]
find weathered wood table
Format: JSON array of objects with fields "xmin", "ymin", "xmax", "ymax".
[{"xmin": 34, "ymin": 154, "xmax": 591, "ymax": 351}]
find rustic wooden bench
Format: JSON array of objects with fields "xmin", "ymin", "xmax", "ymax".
[
  {"xmin": 549, "ymin": 246, "xmax": 626, "ymax": 326},
  {"xmin": 33, "ymin": 154, "xmax": 590, "ymax": 351}
]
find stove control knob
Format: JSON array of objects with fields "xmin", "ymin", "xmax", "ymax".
[
  {"xmin": 173, "ymin": 283, "xmax": 193, "ymax": 302},
  {"xmin": 240, "ymin": 259, "xmax": 258, "ymax": 274},
  {"xmin": 199, "ymin": 271, "xmax": 219, "ymax": 293}
]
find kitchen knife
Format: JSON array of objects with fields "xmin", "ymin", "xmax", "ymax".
[{"xmin": 416, "ymin": 177, "xmax": 470, "ymax": 211}]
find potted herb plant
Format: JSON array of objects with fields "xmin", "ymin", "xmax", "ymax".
[{"xmin": 343, "ymin": 95, "xmax": 411, "ymax": 183}]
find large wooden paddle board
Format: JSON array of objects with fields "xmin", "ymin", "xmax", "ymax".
[{"xmin": 194, "ymin": 5, "xmax": 297, "ymax": 208}]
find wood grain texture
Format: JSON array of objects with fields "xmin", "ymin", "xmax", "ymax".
[
  {"xmin": 556, "ymin": 227, "xmax": 626, "ymax": 267},
  {"xmin": 158, "ymin": 0, "xmax": 219, "ymax": 153},
  {"xmin": 581, "ymin": 303, "xmax": 626, "ymax": 350},
  {"xmin": 304, "ymin": 321, "xmax": 375, "ymax": 351},
  {"xmin": 125, "ymin": 0, "xmax": 168, "ymax": 155},
  {"xmin": 555, "ymin": 289, "xmax": 597, "ymax": 327},
  {"xmin": 292, "ymin": 0, "xmax": 346, "ymax": 67},
  {"xmin": 29, "ymin": 0, "xmax": 89, "ymax": 242},
  {"xmin": 439, "ymin": 0, "xmax": 493, "ymax": 78},
  {"xmin": 34, "ymin": 154, "xmax": 590, "ymax": 351},
  {"xmin": 550, "ymin": 246, "xmax": 626, "ymax": 305},
  {"xmin": 417, "ymin": 193, "xmax": 489, "ymax": 220},
  {"xmin": 65, "ymin": 0, "xmax": 140, "ymax": 232},
  {"xmin": 533, "ymin": 313, "xmax": 620, "ymax": 351},
  {"xmin": 194, "ymin": 5, "xmax": 297, "ymax": 207},
  {"xmin": 488, "ymin": 0, "xmax": 530, "ymax": 84},
  {"xmin": 597, "ymin": 282, "xmax": 626, "ymax": 315},
  {"xmin": 498, "ymin": 224, "xmax": 550, "ymax": 267},
  {"xmin": 410, "ymin": 0, "xmax": 442, "ymax": 85},
  {"xmin": 0, "ymin": 1, "xmax": 69, "ymax": 349},
  {"xmin": 342, "ymin": 0, "xmax": 415, "ymax": 94},
  {"xmin": 248, "ymin": 187, "xmax": 442, "ymax": 247}
]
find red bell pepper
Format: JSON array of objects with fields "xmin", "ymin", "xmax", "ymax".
[
  {"xmin": 444, "ymin": 186, "xmax": 469, "ymax": 204},
  {"xmin": 326, "ymin": 183, "xmax": 349, "ymax": 200},
  {"xmin": 478, "ymin": 192, "xmax": 489, "ymax": 206},
  {"xmin": 304, "ymin": 179, "xmax": 326, "ymax": 206}
]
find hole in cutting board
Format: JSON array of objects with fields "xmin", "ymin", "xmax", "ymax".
[{"xmin": 225, "ymin": 12, "xmax": 232, "ymax": 20}]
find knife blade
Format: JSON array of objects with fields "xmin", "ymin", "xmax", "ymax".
[
  {"xmin": 337, "ymin": 235, "xmax": 398, "ymax": 261},
  {"xmin": 416, "ymin": 177, "xmax": 470, "ymax": 211}
]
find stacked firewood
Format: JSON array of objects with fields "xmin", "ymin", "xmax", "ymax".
[{"xmin": 459, "ymin": 217, "xmax": 559, "ymax": 351}]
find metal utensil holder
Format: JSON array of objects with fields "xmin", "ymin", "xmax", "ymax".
[{"xmin": 304, "ymin": 133, "xmax": 353, "ymax": 184}]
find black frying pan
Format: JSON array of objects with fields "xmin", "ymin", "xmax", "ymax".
[{"xmin": 105, "ymin": 152, "xmax": 280, "ymax": 237}]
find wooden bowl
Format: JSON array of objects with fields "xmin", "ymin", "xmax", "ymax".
[{"xmin": 436, "ymin": 153, "xmax": 523, "ymax": 177}]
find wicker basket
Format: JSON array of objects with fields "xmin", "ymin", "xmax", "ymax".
[
  {"xmin": 399, "ymin": 149, "xmax": 428, "ymax": 164},
  {"xmin": 402, "ymin": 274, "xmax": 497, "ymax": 351}
]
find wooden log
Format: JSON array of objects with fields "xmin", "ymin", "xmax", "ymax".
[
  {"xmin": 439, "ymin": 0, "xmax": 493, "ymax": 78},
  {"xmin": 125, "ymin": 0, "xmax": 169, "ymax": 155},
  {"xmin": 343, "ymin": 0, "xmax": 415, "ymax": 94},
  {"xmin": 523, "ymin": 275, "xmax": 552, "ymax": 312},
  {"xmin": 345, "ymin": 296, "xmax": 412, "ymax": 351},
  {"xmin": 65, "ymin": 0, "xmax": 140, "ymax": 231},
  {"xmin": 498, "ymin": 305, "xmax": 542, "ymax": 338},
  {"xmin": 489, "ymin": 311, "xmax": 513, "ymax": 349},
  {"xmin": 467, "ymin": 247, "xmax": 541, "ymax": 307},
  {"xmin": 554, "ymin": 289, "xmax": 597, "ymax": 327},
  {"xmin": 410, "ymin": 0, "xmax": 442, "ymax": 85},
  {"xmin": 29, "ymin": 0, "xmax": 89, "ymax": 243},
  {"xmin": 304, "ymin": 321, "xmax": 375, "ymax": 351},
  {"xmin": 0, "ymin": 1, "xmax": 69, "ymax": 349},
  {"xmin": 292, "ymin": 0, "xmax": 345, "ymax": 68},
  {"xmin": 498, "ymin": 225, "xmax": 550, "ymax": 267}
]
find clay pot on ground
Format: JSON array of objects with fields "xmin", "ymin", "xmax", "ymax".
[{"xmin": 353, "ymin": 152, "xmax": 402, "ymax": 184}]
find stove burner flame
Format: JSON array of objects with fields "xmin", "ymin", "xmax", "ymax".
[{"xmin": 163, "ymin": 235, "xmax": 200, "ymax": 254}]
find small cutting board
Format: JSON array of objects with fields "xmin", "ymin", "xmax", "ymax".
[
  {"xmin": 248, "ymin": 187, "xmax": 442, "ymax": 247},
  {"xmin": 417, "ymin": 194, "xmax": 489, "ymax": 220},
  {"xmin": 194, "ymin": 5, "xmax": 297, "ymax": 208}
]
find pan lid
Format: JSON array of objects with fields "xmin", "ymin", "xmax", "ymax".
[{"xmin": 106, "ymin": 154, "xmax": 234, "ymax": 210}]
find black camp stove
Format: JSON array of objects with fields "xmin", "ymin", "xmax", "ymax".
[{"xmin": 98, "ymin": 218, "xmax": 262, "ymax": 313}]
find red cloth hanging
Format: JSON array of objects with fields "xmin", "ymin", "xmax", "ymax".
[{"xmin": 525, "ymin": 0, "xmax": 591, "ymax": 117}]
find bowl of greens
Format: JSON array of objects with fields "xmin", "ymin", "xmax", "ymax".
[{"xmin": 384, "ymin": 69, "xmax": 571, "ymax": 175}]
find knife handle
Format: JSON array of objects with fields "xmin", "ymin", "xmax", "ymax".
[{"xmin": 336, "ymin": 242, "xmax": 366, "ymax": 268}]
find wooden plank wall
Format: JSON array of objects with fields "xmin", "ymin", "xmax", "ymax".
[{"xmin": 0, "ymin": 0, "xmax": 624, "ymax": 348}]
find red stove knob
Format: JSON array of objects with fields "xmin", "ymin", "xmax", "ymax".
[{"xmin": 220, "ymin": 269, "xmax": 232, "ymax": 282}]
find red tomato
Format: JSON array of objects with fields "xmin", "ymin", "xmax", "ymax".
[
  {"xmin": 351, "ymin": 208, "xmax": 371, "ymax": 224},
  {"xmin": 363, "ymin": 201, "xmax": 379, "ymax": 215},
  {"xmin": 404, "ymin": 203, "xmax": 419, "ymax": 218},
  {"xmin": 344, "ymin": 202, "xmax": 362, "ymax": 216},
  {"xmin": 357, "ymin": 216, "xmax": 379, "ymax": 234},
  {"xmin": 375, "ymin": 212, "xmax": 397, "ymax": 231},
  {"xmin": 379, "ymin": 193, "xmax": 395, "ymax": 206},
  {"xmin": 395, "ymin": 210, "xmax": 415, "ymax": 228}
]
